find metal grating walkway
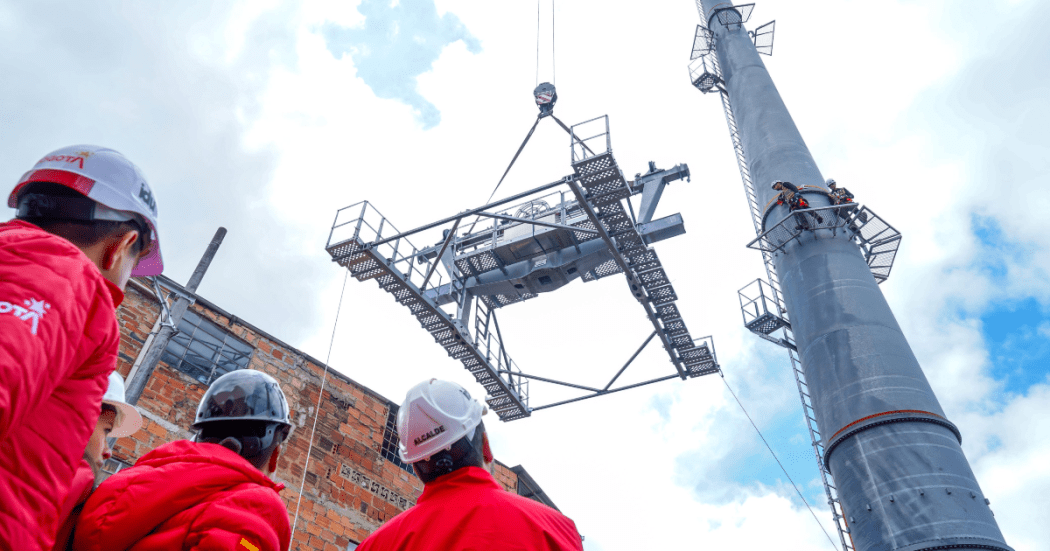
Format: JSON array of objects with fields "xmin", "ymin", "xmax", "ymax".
[
  {"xmin": 326, "ymin": 204, "xmax": 530, "ymax": 421},
  {"xmin": 570, "ymin": 146, "xmax": 718, "ymax": 378}
]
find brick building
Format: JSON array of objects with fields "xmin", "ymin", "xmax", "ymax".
[{"xmin": 109, "ymin": 275, "xmax": 562, "ymax": 550}]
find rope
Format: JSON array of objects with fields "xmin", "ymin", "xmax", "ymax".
[
  {"xmin": 535, "ymin": 0, "xmax": 540, "ymax": 87},
  {"xmin": 721, "ymin": 375, "xmax": 840, "ymax": 551},
  {"xmin": 290, "ymin": 270, "xmax": 350, "ymax": 537}
]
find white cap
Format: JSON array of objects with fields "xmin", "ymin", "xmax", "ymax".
[
  {"xmin": 397, "ymin": 379, "xmax": 486, "ymax": 463},
  {"xmin": 102, "ymin": 372, "xmax": 143, "ymax": 438},
  {"xmin": 9, "ymin": 145, "xmax": 163, "ymax": 276}
]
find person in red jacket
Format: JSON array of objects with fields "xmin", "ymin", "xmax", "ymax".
[
  {"xmin": 73, "ymin": 369, "xmax": 294, "ymax": 551},
  {"xmin": 0, "ymin": 145, "xmax": 163, "ymax": 551},
  {"xmin": 357, "ymin": 379, "xmax": 584, "ymax": 551},
  {"xmin": 52, "ymin": 371, "xmax": 143, "ymax": 551}
]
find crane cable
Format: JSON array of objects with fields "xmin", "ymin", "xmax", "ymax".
[
  {"xmin": 721, "ymin": 375, "xmax": 840, "ymax": 551},
  {"xmin": 290, "ymin": 270, "xmax": 349, "ymax": 538}
]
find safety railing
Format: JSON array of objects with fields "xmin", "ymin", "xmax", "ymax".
[
  {"xmin": 747, "ymin": 203, "xmax": 858, "ymax": 253},
  {"xmin": 570, "ymin": 115, "xmax": 612, "ymax": 164},
  {"xmin": 326, "ymin": 201, "xmax": 449, "ymax": 294},
  {"xmin": 474, "ymin": 300, "xmax": 529, "ymax": 412}
]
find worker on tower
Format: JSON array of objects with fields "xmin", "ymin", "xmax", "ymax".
[
  {"xmin": 771, "ymin": 180, "xmax": 808, "ymax": 210},
  {"xmin": 51, "ymin": 372, "xmax": 142, "ymax": 551},
  {"xmin": 0, "ymin": 145, "xmax": 162, "ymax": 551},
  {"xmin": 825, "ymin": 179, "xmax": 867, "ymax": 226},
  {"xmin": 357, "ymin": 379, "xmax": 584, "ymax": 551},
  {"xmin": 826, "ymin": 179, "xmax": 855, "ymax": 205},
  {"xmin": 73, "ymin": 370, "xmax": 294, "ymax": 551},
  {"xmin": 772, "ymin": 180, "xmax": 822, "ymax": 225}
]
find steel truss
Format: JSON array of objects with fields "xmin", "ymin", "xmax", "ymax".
[{"xmin": 326, "ymin": 116, "xmax": 718, "ymax": 421}]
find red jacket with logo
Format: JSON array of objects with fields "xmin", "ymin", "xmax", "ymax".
[
  {"xmin": 0, "ymin": 220, "xmax": 121, "ymax": 551},
  {"xmin": 358, "ymin": 466, "xmax": 583, "ymax": 551},
  {"xmin": 73, "ymin": 440, "xmax": 292, "ymax": 551}
]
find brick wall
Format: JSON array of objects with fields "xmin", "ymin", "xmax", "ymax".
[{"xmin": 112, "ymin": 277, "xmax": 548, "ymax": 550}]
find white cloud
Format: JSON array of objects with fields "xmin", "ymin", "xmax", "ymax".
[{"xmin": 3, "ymin": 0, "xmax": 1048, "ymax": 549}]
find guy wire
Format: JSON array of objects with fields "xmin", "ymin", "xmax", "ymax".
[{"xmin": 290, "ymin": 269, "xmax": 349, "ymax": 537}]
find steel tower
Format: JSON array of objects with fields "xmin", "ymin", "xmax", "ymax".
[{"xmin": 691, "ymin": 2, "xmax": 1011, "ymax": 550}]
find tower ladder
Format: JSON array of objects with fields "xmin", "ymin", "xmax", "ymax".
[{"xmin": 708, "ymin": 49, "xmax": 855, "ymax": 551}]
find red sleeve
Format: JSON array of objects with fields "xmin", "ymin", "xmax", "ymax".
[
  {"xmin": 0, "ymin": 232, "xmax": 97, "ymax": 441},
  {"xmin": 183, "ymin": 487, "xmax": 291, "ymax": 551}
]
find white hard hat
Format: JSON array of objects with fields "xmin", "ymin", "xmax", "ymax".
[
  {"xmin": 9, "ymin": 145, "xmax": 164, "ymax": 276},
  {"xmin": 102, "ymin": 372, "xmax": 143, "ymax": 438},
  {"xmin": 397, "ymin": 379, "xmax": 486, "ymax": 464}
]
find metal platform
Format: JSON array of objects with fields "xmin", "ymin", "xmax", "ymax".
[
  {"xmin": 326, "ymin": 115, "xmax": 719, "ymax": 420},
  {"xmin": 746, "ymin": 203, "xmax": 901, "ymax": 284}
]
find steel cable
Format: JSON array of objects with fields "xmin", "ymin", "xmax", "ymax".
[
  {"xmin": 721, "ymin": 375, "xmax": 840, "ymax": 551},
  {"xmin": 290, "ymin": 269, "xmax": 349, "ymax": 538}
]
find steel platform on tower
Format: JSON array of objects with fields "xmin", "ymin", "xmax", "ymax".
[{"xmin": 326, "ymin": 115, "xmax": 719, "ymax": 421}]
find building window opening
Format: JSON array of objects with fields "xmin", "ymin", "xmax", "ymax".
[
  {"xmin": 381, "ymin": 404, "xmax": 414, "ymax": 475},
  {"xmin": 100, "ymin": 457, "xmax": 133, "ymax": 483},
  {"xmin": 161, "ymin": 309, "xmax": 253, "ymax": 385}
]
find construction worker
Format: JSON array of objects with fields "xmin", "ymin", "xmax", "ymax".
[
  {"xmin": 357, "ymin": 379, "xmax": 584, "ymax": 551},
  {"xmin": 772, "ymin": 180, "xmax": 822, "ymax": 226},
  {"xmin": 0, "ymin": 145, "xmax": 162, "ymax": 551},
  {"xmin": 826, "ymin": 179, "xmax": 855, "ymax": 205},
  {"xmin": 52, "ymin": 372, "xmax": 142, "ymax": 551},
  {"xmin": 825, "ymin": 179, "xmax": 866, "ymax": 226},
  {"xmin": 771, "ymin": 180, "xmax": 809, "ymax": 210},
  {"xmin": 73, "ymin": 370, "xmax": 293, "ymax": 551}
]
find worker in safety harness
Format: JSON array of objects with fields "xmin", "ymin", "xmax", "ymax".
[
  {"xmin": 771, "ymin": 180, "xmax": 808, "ymax": 210},
  {"xmin": 772, "ymin": 180, "xmax": 823, "ymax": 227},
  {"xmin": 826, "ymin": 179, "xmax": 854, "ymax": 205},
  {"xmin": 826, "ymin": 179, "xmax": 867, "ymax": 226},
  {"xmin": 73, "ymin": 370, "xmax": 293, "ymax": 551},
  {"xmin": 0, "ymin": 145, "xmax": 162, "ymax": 551},
  {"xmin": 357, "ymin": 379, "xmax": 584, "ymax": 551}
]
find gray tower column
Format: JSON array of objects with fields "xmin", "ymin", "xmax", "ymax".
[{"xmin": 697, "ymin": 2, "xmax": 1011, "ymax": 550}]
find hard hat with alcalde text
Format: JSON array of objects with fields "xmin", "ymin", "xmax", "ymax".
[{"xmin": 397, "ymin": 379, "xmax": 486, "ymax": 464}]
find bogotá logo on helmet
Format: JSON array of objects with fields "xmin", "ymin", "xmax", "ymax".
[
  {"xmin": 0, "ymin": 298, "xmax": 51, "ymax": 336},
  {"xmin": 40, "ymin": 150, "xmax": 93, "ymax": 170}
]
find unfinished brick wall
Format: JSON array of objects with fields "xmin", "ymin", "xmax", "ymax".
[{"xmin": 111, "ymin": 277, "xmax": 548, "ymax": 550}]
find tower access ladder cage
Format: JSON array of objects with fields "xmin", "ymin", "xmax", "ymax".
[
  {"xmin": 690, "ymin": 3, "xmax": 859, "ymax": 549},
  {"xmin": 326, "ymin": 114, "xmax": 720, "ymax": 422}
]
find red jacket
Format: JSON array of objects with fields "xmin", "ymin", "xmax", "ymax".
[
  {"xmin": 73, "ymin": 440, "xmax": 292, "ymax": 551},
  {"xmin": 0, "ymin": 220, "xmax": 122, "ymax": 551},
  {"xmin": 358, "ymin": 467, "xmax": 583, "ymax": 551},
  {"xmin": 52, "ymin": 460, "xmax": 96, "ymax": 551}
]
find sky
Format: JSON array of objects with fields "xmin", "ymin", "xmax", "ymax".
[{"xmin": 2, "ymin": 0, "xmax": 1048, "ymax": 550}]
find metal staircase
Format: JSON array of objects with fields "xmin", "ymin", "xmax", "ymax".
[
  {"xmin": 326, "ymin": 202, "xmax": 531, "ymax": 421},
  {"xmin": 568, "ymin": 116, "xmax": 719, "ymax": 380}
]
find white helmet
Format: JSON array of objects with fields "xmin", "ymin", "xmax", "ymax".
[
  {"xmin": 102, "ymin": 372, "xmax": 143, "ymax": 438},
  {"xmin": 9, "ymin": 145, "xmax": 164, "ymax": 276},
  {"xmin": 397, "ymin": 379, "xmax": 486, "ymax": 464}
]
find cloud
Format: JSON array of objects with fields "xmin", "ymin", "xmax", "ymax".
[
  {"xmin": 321, "ymin": 0, "xmax": 481, "ymax": 129},
  {"xmin": 0, "ymin": 0, "xmax": 340, "ymax": 348}
]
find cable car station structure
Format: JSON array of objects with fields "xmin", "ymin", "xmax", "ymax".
[
  {"xmin": 688, "ymin": 2, "xmax": 1011, "ymax": 551},
  {"xmin": 326, "ymin": 112, "xmax": 719, "ymax": 422}
]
